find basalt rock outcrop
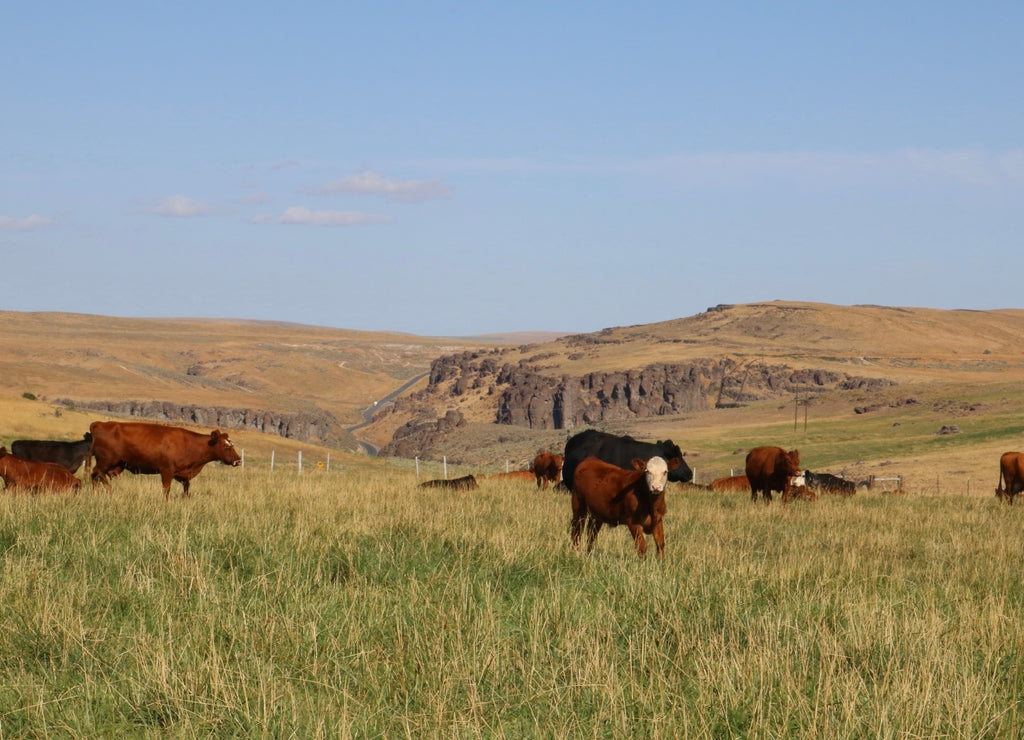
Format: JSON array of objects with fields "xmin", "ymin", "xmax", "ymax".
[
  {"xmin": 54, "ymin": 399, "xmax": 350, "ymax": 447},
  {"xmin": 373, "ymin": 350, "xmax": 894, "ymax": 453}
]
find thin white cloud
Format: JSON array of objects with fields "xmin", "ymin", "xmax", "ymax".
[
  {"xmin": 0, "ymin": 214, "xmax": 54, "ymax": 231},
  {"xmin": 238, "ymin": 191, "xmax": 272, "ymax": 205},
  {"xmin": 147, "ymin": 195, "xmax": 217, "ymax": 217},
  {"xmin": 312, "ymin": 170, "xmax": 452, "ymax": 202},
  {"xmin": 276, "ymin": 206, "xmax": 391, "ymax": 227}
]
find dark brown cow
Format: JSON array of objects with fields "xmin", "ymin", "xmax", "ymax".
[
  {"xmin": 532, "ymin": 451, "xmax": 563, "ymax": 489},
  {"xmin": 89, "ymin": 421, "xmax": 241, "ymax": 500},
  {"xmin": 0, "ymin": 447, "xmax": 80, "ymax": 492},
  {"xmin": 11, "ymin": 432, "xmax": 93, "ymax": 475},
  {"xmin": 419, "ymin": 474, "xmax": 478, "ymax": 491},
  {"xmin": 570, "ymin": 455, "xmax": 681, "ymax": 558},
  {"xmin": 709, "ymin": 474, "xmax": 749, "ymax": 493},
  {"xmin": 745, "ymin": 446, "xmax": 802, "ymax": 504},
  {"xmin": 995, "ymin": 451, "xmax": 1024, "ymax": 504}
]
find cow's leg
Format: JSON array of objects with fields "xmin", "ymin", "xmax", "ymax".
[
  {"xmin": 629, "ymin": 524, "xmax": 648, "ymax": 558},
  {"xmin": 178, "ymin": 477, "xmax": 191, "ymax": 499},
  {"xmin": 570, "ymin": 514, "xmax": 586, "ymax": 548},
  {"xmin": 652, "ymin": 521, "xmax": 665, "ymax": 559},
  {"xmin": 570, "ymin": 493, "xmax": 586, "ymax": 548},
  {"xmin": 585, "ymin": 517, "xmax": 602, "ymax": 553},
  {"xmin": 160, "ymin": 470, "xmax": 175, "ymax": 501},
  {"xmin": 750, "ymin": 487, "xmax": 757, "ymax": 502},
  {"xmin": 781, "ymin": 485, "xmax": 792, "ymax": 504},
  {"xmin": 91, "ymin": 467, "xmax": 111, "ymax": 490}
]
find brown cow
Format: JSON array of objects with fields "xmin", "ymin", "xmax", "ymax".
[
  {"xmin": 709, "ymin": 474, "xmax": 749, "ymax": 493},
  {"xmin": 570, "ymin": 455, "xmax": 681, "ymax": 558},
  {"xmin": 532, "ymin": 451, "xmax": 563, "ymax": 489},
  {"xmin": 745, "ymin": 446, "xmax": 802, "ymax": 504},
  {"xmin": 486, "ymin": 470, "xmax": 535, "ymax": 483},
  {"xmin": 0, "ymin": 447, "xmax": 80, "ymax": 492},
  {"xmin": 89, "ymin": 421, "xmax": 241, "ymax": 500},
  {"xmin": 995, "ymin": 451, "xmax": 1024, "ymax": 504}
]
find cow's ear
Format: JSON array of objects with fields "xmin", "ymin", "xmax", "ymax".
[
  {"xmin": 667, "ymin": 457, "xmax": 681, "ymax": 470},
  {"xmin": 209, "ymin": 431, "xmax": 221, "ymax": 445},
  {"xmin": 632, "ymin": 458, "xmax": 646, "ymax": 471}
]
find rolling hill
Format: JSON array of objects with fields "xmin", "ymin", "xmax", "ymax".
[{"xmin": 3, "ymin": 302, "xmax": 1024, "ymax": 491}]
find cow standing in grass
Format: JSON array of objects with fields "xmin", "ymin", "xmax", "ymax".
[
  {"xmin": 12, "ymin": 432, "xmax": 93, "ymax": 475},
  {"xmin": 0, "ymin": 447, "xmax": 80, "ymax": 492},
  {"xmin": 745, "ymin": 446, "xmax": 802, "ymax": 504},
  {"xmin": 532, "ymin": 452, "xmax": 563, "ymax": 489},
  {"xmin": 995, "ymin": 451, "xmax": 1024, "ymax": 504},
  {"xmin": 89, "ymin": 421, "xmax": 241, "ymax": 500},
  {"xmin": 561, "ymin": 429, "xmax": 693, "ymax": 493},
  {"xmin": 570, "ymin": 455, "xmax": 681, "ymax": 558}
]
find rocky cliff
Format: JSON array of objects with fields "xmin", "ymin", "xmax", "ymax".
[
  {"xmin": 55, "ymin": 399, "xmax": 352, "ymax": 448},
  {"xmin": 375, "ymin": 348, "xmax": 893, "ymax": 458}
]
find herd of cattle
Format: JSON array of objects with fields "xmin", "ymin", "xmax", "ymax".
[
  {"xmin": 0, "ymin": 421, "xmax": 241, "ymax": 499},
  {"xmin": 6, "ymin": 420, "xmax": 1024, "ymax": 559}
]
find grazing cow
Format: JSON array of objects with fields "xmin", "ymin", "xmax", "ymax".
[
  {"xmin": 995, "ymin": 451, "xmax": 1024, "ymax": 504},
  {"xmin": 804, "ymin": 470, "xmax": 856, "ymax": 496},
  {"xmin": 11, "ymin": 432, "xmax": 93, "ymax": 475},
  {"xmin": 89, "ymin": 421, "xmax": 241, "ymax": 500},
  {"xmin": 709, "ymin": 474, "xmax": 749, "ymax": 493},
  {"xmin": 532, "ymin": 451, "xmax": 563, "ymax": 489},
  {"xmin": 745, "ymin": 446, "xmax": 802, "ymax": 504},
  {"xmin": 419, "ymin": 474, "xmax": 478, "ymax": 491},
  {"xmin": 0, "ymin": 447, "xmax": 80, "ymax": 492},
  {"xmin": 570, "ymin": 455, "xmax": 681, "ymax": 558},
  {"xmin": 561, "ymin": 430, "xmax": 693, "ymax": 492}
]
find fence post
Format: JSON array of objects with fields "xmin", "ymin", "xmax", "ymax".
[
  {"xmin": 271, "ymin": 450, "xmax": 275, "ymax": 471},
  {"xmin": 327, "ymin": 453, "xmax": 331, "ymax": 472},
  {"xmin": 240, "ymin": 449, "xmax": 245, "ymax": 469},
  {"xmin": 415, "ymin": 457, "xmax": 420, "ymax": 478},
  {"xmin": 298, "ymin": 450, "xmax": 303, "ymax": 474},
  {"xmin": 443, "ymin": 456, "xmax": 448, "ymax": 479}
]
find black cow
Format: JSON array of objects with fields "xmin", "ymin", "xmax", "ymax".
[
  {"xmin": 804, "ymin": 470, "xmax": 856, "ymax": 496},
  {"xmin": 11, "ymin": 432, "xmax": 93, "ymax": 475},
  {"xmin": 419, "ymin": 474, "xmax": 479, "ymax": 491},
  {"xmin": 561, "ymin": 430, "xmax": 693, "ymax": 492}
]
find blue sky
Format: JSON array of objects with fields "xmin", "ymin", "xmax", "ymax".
[{"xmin": 3, "ymin": 2, "xmax": 1021, "ymax": 336}]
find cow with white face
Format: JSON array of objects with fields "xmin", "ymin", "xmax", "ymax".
[{"xmin": 570, "ymin": 455, "xmax": 680, "ymax": 558}]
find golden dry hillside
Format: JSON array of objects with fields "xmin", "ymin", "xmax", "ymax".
[{"xmin": 2, "ymin": 301, "xmax": 1024, "ymax": 493}]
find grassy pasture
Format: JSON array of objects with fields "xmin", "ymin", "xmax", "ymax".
[{"xmin": 2, "ymin": 466, "xmax": 1023, "ymax": 737}]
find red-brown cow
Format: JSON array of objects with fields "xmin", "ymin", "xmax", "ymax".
[
  {"xmin": 995, "ymin": 451, "xmax": 1024, "ymax": 504},
  {"xmin": 570, "ymin": 455, "xmax": 681, "ymax": 558},
  {"xmin": 89, "ymin": 421, "xmax": 241, "ymax": 500},
  {"xmin": 532, "ymin": 451, "xmax": 563, "ymax": 490},
  {"xmin": 709, "ymin": 474, "xmax": 749, "ymax": 493},
  {"xmin": 0, "ymin": 447, "xmax": 80, "ymax": 492},
  {"xmin": 745, "ymin": 446, "xmax": 802, "ymax": 504},
  {"xmin": 486, "ymin": 469, "xmax": 536, "ymax": 483}
]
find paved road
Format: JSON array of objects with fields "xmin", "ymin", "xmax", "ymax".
[{"xmin": 347, "ymin": 371, "xmax": 429, "ymax": 455}]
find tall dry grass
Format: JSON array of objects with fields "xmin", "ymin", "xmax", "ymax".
[{"xmin": 1, "ymin": 466, "xmax": 1022, "ymax": 737}]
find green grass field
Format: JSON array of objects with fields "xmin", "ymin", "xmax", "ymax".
[{"xmin": 2, "ymin": 465, "xmax": 1023, "ymax": 738}]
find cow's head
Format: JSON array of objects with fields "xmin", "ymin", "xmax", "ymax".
[
  {"xmin": 784, "ymin": 450, "xmax": 802, "ymax": 476},
  {"xmin": 639, "ymin": 456, "xmax": 670, "ymax": 494},
  {"xmin": 209, "ymin": 431, "xmax": 242, "ymax": 466},
  {"xmin": 660, "ymin": 440, "xmax": 694, "ymax": 483}
]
